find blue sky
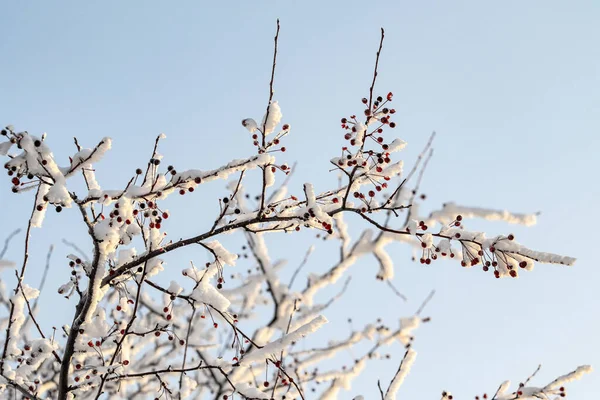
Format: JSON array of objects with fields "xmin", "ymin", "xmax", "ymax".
[{"xmin": 1, "ymin": 1, "xmax": 599, "ymax": 398}]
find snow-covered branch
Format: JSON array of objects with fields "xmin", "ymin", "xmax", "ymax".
[{"xmin": 0, "ymin": 21, "xmax": 587, "ymax": 400}]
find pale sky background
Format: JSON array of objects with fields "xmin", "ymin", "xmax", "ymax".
[{"xmin": 1, "ymin": 1, "xmax": 599, "ymax": 399}]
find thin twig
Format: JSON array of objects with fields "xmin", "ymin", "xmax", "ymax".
[
  {"xmin": 30, "ymin": 245, "xmax": 53, "ymax": 314},
  {"xmin": 415, "ymin": 289, "xmax": 435, "ymax": 316},
  {"xmin": 61, "ymin": 239, "xmax": 90, "ymax": 263},
  {"xmin": 1, "ymin": 187, "xmax": 39, "ymax": 375},
  {"xmin": 377, "ymin": 379, "xmax": 385, "ymax": 400},
  {"xmin": 288, "ymin": 245, "xmax": 314, "ymax": 288},
  {"xmin": 0, "ymin": 229, "xmax": 20, "ymax": 260},
  {"xmin": 259, "ymin": 19, "xmax": 281, "ymax": 216},
  {"xmin": 523, "ymin": 364, "xmax": 542, "ymax": 387},
  {"xmin": 386, "ymin": 280, "xmax": 408, "ymax": 302},
  {"xmin": 368, "ymin": 28, "xmax": 385, "ymax": 112},
  {"xmin": 178, "ymin": 306, "xmax": 197, "ymax": 400}
]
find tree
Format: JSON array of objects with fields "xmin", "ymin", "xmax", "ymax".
[{"xmin": 0, "ymin": 21, "xmax": 590, "ymax": 400}]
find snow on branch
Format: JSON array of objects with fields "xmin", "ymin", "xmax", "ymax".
[
  {"xmin": 470, "ymin": 364, "xmax": 593, "ymax": 400},
  {"xmin": 0, "ymin": 21, "xmax": 588, "ymax": 400},
  {"xmin": 428, "ymin": 202, "xmax": 538, "ymax": 227},
  {"xmin": 240, "ymin": 315, "xmax": 328, "ymax": 366},
  {"xmin": 384, "ymin": 349, "xmax": 417, "ymax": 400}
]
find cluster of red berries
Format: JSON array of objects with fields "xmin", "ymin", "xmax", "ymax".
[
  {"xmin": 414, "ymin": 221, "xmax": 439, "ymax": 265},
  {"xmin": 114, "ymin": 299, "xmax": 134, "ymax": 314},
  {"xmin": 474, "ymin": 385, "xmax": 565, "ymax": 399},
  {"xmin": 7, "ymin": 173, "xmax": 33, "ymax": 195},
  {"xmin": 413, "ymin": 215, "xmax": 532, "ymax": 279},
  {"xmin": 72, "ymin": 367, "xmax": 100, "ymax": 384},
  {"xmin": 302, "ymin": 208, "xmax": 333, "ymax": 234},
  {"xmin": 151, "ymin": 329, "xmax": 184, "ymax": 345},
  {"xmin": 1, "ymin": 129, "xmax": 61, "ymax": 202},
  {"xmin": 134, "ymin": 162, "xmax": 202, "ymax": 198},
  {"xmin": 65, "ymin": 257, "xmax": 87, "ymax": 281},
  {"xmin": 199, "ymin": 311, "xmax": 219, "ymax": 330},
  {"xmin": 474, "ymin": 233, "xmax": 526, "ymax": 278},
  {"xmin": 336, "ymin": 93, "xmax": 398, "ymax": 207},
  {"xmin": 87, "ymin": 339, "xmax": 103, "ymax": 348},
  {"xmin": 163, "ymin": 305, "xmax": 172, "ymax": 321},
  {"xmin": 340, "ymin": 93, "xmax": 395, "ymax": 142},
  {"xmin": 269, "ymin": 163, "xmax": 290, "ymax": 183},
  {"xmin": 16, "ymin": 344, "xmax": 50, "ymax": 375},
  {"xmin": 103, "ymin": 199, "xmax": 169, "ymax": 233},
  {"xmin": 250, "ymin": 123, "xmax": 290, "ymax": 153}
]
